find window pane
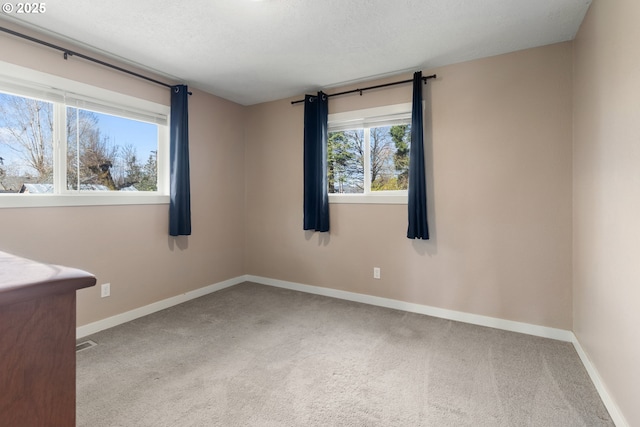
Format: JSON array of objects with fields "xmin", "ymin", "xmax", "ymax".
[
  {"xmin": 67, "ymin": 108, "xmax": 158, "ymax": 192},
  {"xmin": 370, "ymin": 124, "xmax": 411, "ymax": 191},
  {"xmin": 0, "ymin": 92, "xmax": 54, "ymax": 193},
  {"xmin": 328, "ymin": 129, "xmax": 364, "ymax": 193}
]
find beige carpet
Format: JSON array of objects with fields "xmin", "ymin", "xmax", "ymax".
[{"xmin": 77, "ymin": 282, "xmax": 613, "ymax": 426}]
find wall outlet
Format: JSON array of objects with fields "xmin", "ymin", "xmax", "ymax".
[
  {"xmin": 101, "ymin": 283, "xmax": 111, "ymax": 298},
  {"xmin": 373, "ymin": 267, "xmax": 381, "ymax": 279}
]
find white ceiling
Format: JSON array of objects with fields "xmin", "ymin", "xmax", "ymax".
[{"xmin": 2, "ymin": 0, "xmax": 591, "ymax": 106}]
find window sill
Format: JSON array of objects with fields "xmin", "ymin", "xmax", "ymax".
[
  {"xmin": 329, "ymin": 193, "xmax": 407, "ymax": 205},
  {"xmin": 0, "ymin": 194, "xmax": 170, "ymax": 208}
]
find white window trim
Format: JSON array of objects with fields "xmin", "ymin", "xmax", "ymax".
[
  {"xmin": 329, "ymin": 192, "xmax": 408, "ymax": 205},
  {"xmin": 0, "ymin": 61, "xmax": 170, "ymax": 208},
  {"xmin": 327, "ymin": 103, "xmax": 413, "ymax": 205},
  {"xmin": 0, "ymin": 193, "xmax": 169, "ymax": 208}
]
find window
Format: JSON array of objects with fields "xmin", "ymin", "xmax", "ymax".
[
  {"xmin": 66, "ymin": 107, "xmax": 159, "ymax": 192},
  {"xmin": 0, "ymin": 63, "xmax": 169, "ymax": 208},
  {"xmin": 328, "ymin": 103, "xmax": 412, "ymax": 204},
  {"xmin": 0, "ymin": 93, "xmax": 55, "ymax": 189}
]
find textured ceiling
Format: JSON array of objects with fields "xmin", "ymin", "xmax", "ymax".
[{"xmin": 1, "ymin": 0, "xmax": 591, "ymax": 105}]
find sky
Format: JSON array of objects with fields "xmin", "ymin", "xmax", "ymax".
[{"xmin": 94, "ymin": 112, "xmax": 158, "ymax": 161}]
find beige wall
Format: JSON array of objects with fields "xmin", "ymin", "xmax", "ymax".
[
  {"xmin": 573, "ymin": 0, "xmax": 640, "ymax": 425},
  {"xmin": 0, "ymin": 23, "xmax": 246, "ymax": 325},
  {"xmin": 245, "ymin": 42, "xmax": 574, "ymax": 329}
]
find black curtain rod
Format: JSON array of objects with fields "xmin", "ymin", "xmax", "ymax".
[
  {"xmin": 0, "ymin": 25, "xmax": 178, "ymax": 90},
  {"xmin": 291, "ymin": 74, "xmax": 436, "ymax": 105}
]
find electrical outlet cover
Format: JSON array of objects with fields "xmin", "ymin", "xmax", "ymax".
[{"xmin": 101, "ymin": 283, "xmax": 110, "ymax": 297}]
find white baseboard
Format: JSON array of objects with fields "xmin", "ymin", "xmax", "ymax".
[
  {"xmin": 77, "ymin": 274, "xmax": 572, "ymax": 342},
  {"xmin": 245, "ymin": 275, "xmax": 574, "ymax": 342},
  {"xmin": 76, "ymin": 276, "xmax": 245, "ymax": 339},
  {"xmin": 571, "ymin": 335, "xmax": 628, "ymax": 427},
  {"xmin": 76, "ymin": 274, "xmax": 626, "ymax": 426}
]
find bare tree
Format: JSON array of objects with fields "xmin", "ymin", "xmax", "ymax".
[
  {"xmin": 67, "ymin": 108, "xmax": 118, "ymax": 189},
  {"xmin": 0, "ymin": 93, "xmax": 53, "ymax": 182},
  {"xmin": 113, "ymin": 144, "xmax": 142, "ymax": 189}
]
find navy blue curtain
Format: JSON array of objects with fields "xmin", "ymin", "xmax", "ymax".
[
  {"xmin": 169, "ymin": 85, "xmax": 191, "ymax": 236},
  {"xmin": 407, "ymin": 72, "xmax": 429, "ymax": 239},
  {"xmin": 303, "ymin": 92, "xmax": 330, "ymax": 232}
]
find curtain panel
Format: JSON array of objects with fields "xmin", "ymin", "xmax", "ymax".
[
  {"xmin": 169, "ymin": 85, "xmax": 192, "ymax": 236},
  {"xmin": 407, "ymin": 72, "xmax": 430, "ymax": 240},
  {"xmin": 303, "ymin": 92, "xmax": 330, "ymax": 232}
]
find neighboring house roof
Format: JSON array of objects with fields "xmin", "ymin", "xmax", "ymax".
[
  {"xmin": 78, "ymin": 184, "xmax": 111, "ymax": 191},
  {"xmin": 1, "ymin": 176, "xmax": 32, "ymax": 192},
  {"xmin": 20, "ymin": 183, "xmax": 54, "ymax": 194},
  {"xmin": 19, "ymin": 183, "xmax": 140, "ymax": 193}
]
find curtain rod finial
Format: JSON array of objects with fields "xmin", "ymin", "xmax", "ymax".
[{"xmin": 422, "ymin": 74, "xmax": 437, "ymax": 84}]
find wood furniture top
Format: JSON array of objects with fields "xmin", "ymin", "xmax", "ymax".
[
  {"xmin": 0, "ymin": 251, "xmax": 96, "ymax": 306},
  {"xmin": 0, "ymin": 251, "xmax": 96, "ymax": 427}
]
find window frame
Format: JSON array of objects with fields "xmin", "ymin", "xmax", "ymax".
[
  {"xmin": 0, "ymin": 62, "xmax": 170, "ymax": 209},
  {"xmin": 327, "ymin": 103, "xmax": 412, "ymax": 205}
]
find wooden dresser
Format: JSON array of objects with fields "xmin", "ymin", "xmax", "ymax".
[{"xmin": 0, "ymin": 251, "xmax": 96, "ymax": 427}]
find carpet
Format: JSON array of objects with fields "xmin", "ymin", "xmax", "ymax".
[{"xmin": 77, "ymin": 282, "xmax": 613, "ymax": 426}]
